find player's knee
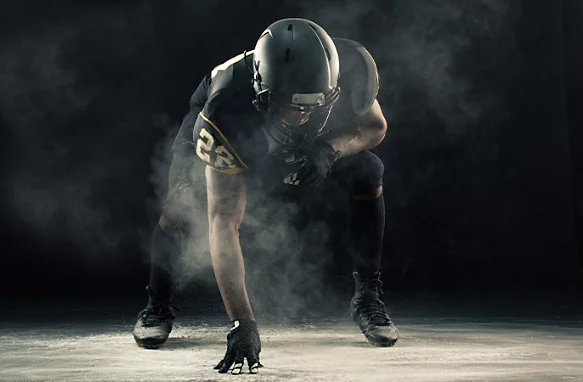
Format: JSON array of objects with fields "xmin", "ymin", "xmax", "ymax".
[
  {"xmin": 351, "ymin": 152, "xmax": 384, "ymax": 199},
  {"xmin": 365, "ymin": 151, "xmax": 384, "ymax": 184},
  {"xmin": 158, "ymin": 215, "xmax": 189, "ymax": 238}
]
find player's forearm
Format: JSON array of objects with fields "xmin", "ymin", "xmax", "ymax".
[
  {"xmin": 326, "ymin": 123, "xmax": 386, "ymax": 158},
  {"xmin": 208, "ymin": 220, "xmax": 255, "ymax": 321}
]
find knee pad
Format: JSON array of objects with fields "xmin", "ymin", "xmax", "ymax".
[
  {"xmin": 359, "ymin": 151, "xmax": 384, "ymax": 189},
  {"xmin": 331, "ymin": 150, "xmax": 384, "ymax": 196}
]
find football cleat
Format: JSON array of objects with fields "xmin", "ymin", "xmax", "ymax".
[
  {"xmin": 351, "ymin": 271, "xmax": 399, "ymax": 347},
  {"xmin": 133, "ymin": 285, "xmax": 178, "ymax": 349}
]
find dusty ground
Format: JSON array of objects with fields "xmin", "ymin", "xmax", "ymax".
[{"xmin": 1, "ymin": 299, "xmax": 583, "ymax": 382}]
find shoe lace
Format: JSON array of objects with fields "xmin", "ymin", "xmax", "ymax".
[
  {"xmin": 140, "ymin": 301, "xmax": 180, "ymax": 327},
  {"xmin": 356, "ymin": 279, "xmax": 391, "ymax": 326}
]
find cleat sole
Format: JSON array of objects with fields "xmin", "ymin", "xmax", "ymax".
[
  {"xmin": 134, "ymin": 337, "xmax": 166, "ymax": 349},
  {"xmin": 366, "ymin": 337, "xmax": 398, "ymax": 347}
]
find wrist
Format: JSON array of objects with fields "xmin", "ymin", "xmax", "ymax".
[
  {"xmin": 231, "ymin": 318, "xmax": 257, "ymax": 328},
  {"xmin": 315, "ymin": 139, "xmax": 342, "ymax": 162}
]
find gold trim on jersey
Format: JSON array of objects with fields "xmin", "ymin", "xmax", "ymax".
[
  {"xmin": 199, "ymin": 112, "xmax": 248, "ymax": 170},
  {"xmin": 214, "ymin": 166, "xmax": 246, "ymax": 175},
  {"xmin": 211, "ymin": 50, "xmax": 255, "ymax": 79}
]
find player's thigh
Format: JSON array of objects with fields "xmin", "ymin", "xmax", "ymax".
[{"xmin": 160, "ymin": 152, "xmax": 203, "ymax": 236}]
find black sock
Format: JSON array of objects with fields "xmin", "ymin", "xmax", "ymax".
[
  {"xmin": 349, "ymin": 195, "xmax": 385, "ymax": 276},
  {"xmin": 149, "ymin": 222, "xmax": 180, "ymax": 301}
]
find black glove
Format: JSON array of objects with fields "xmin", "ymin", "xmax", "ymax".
[
  {"xmin": 214, "ymin": 318, "xmax": 263, "ymax": 375},
  {"xmin": 283, "ymin": 140, "xmax": 341, "ymax": 187}
]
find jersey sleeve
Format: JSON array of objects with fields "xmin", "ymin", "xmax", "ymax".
[
  {"xmin": 334, "ymin": 38, "xmax": 380, "ymax": 119},
  {"xmin": 193, "ymin": 109, "xmax": 248, "ymax": 174}
]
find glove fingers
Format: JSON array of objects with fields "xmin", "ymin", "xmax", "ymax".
[
  {"xmin": 217, "ymin": 351, "xmax": 237, "ymax": 374},
  {"xmin": 300, "ymin": 166, "xmax": 328, "ymax": 187},
  {"xmin": 246, "ymin": 354, "xmax": 261, "ymax": 374},
  {"xmin": 287, "ymin": 164, "xmax": 309, "ymax": 186},
  {"xmin": 214, "ymin": 348, "xmax": 230, "ymax": 370},
  {"xmin": 213, "ymin": 359, "xmax": 223, "ymax": 370},
  {"xmin": 231, "ymin": 353, "xmax": 244, "ymax": 375},
  {"xmin": 286, "ymin": 154, "xmax": 307, "ymax": 164},
  {"xmin": 283, "ymin": 171, "xmax": 300, "ymax": 186},
  {"xmin": 303, "ymin": 172, "xmax": 322, "ymax": 187},
  {"xmin": 292, "ymin": 162, "xmax": 312, "ymax": 186}
]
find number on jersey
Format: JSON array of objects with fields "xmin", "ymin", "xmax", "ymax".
[{"xmin": 196, "ymin": 128, "xmax": 237, "ymax": 169}]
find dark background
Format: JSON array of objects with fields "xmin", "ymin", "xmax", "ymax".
[{"xmin": 1, "ymin": 0, "xmax": 582, "ymax": 304}]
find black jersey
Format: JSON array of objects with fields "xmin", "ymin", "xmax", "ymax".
[{"xmin": 190, "ymin": 38, "xmax": 379, "ymax": 174}]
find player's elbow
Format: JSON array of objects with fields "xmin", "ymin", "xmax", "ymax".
[
  {"xmin": 208, "ymin": 210, "xmax": 243, "ymax": 235},
  {"xmin": 376, "ymin": 116, "xmax": 388, "ymax": 141},
  {"xmin": 208, "ymin": 197, "xmax": 245, "ymax": 234},
  {"xmin": 365, "ymin": 116, "xmax": 387, "ymax": 148},
  {"xmin": 359, "ymin": 99, "xmax": 387, "ymax": 148}
]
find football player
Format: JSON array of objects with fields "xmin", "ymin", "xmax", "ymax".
[{"xmin": 133, "ymin": 18, "xmax": 399, "ymax": 374}]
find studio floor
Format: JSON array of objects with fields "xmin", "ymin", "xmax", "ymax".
[{"xmin": 1, "ymin": 296, "xmax": 583, "ymax": 382}]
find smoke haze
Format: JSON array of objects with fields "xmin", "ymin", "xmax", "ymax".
[{"xmin": 1, "ymin": 0, "xmax": 579, "ymax": 301}]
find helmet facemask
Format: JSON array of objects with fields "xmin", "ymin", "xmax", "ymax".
[{"xmin": 252, "ymin": 79, "xmax": 340, "ymax": 150}]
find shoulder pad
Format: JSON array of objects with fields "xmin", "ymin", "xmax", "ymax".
[
  {"xmin": 334, "ymin": 38, "xmax": 379, "ymax": 117},
  {"xmin": 207, "ymin": 50, "xmax": 255, "ymax": 108}
]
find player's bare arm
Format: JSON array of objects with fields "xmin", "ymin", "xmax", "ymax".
[
  {"xmin": 205, "ymin": 166, "xmax": 254, "ymax": 321},
  {"xmin": 325, "ymin": 99, "xmax": 388, "ymax": 158},
  {"xmin": 206, "ymin": 166, "xmax": 262, "ymax": 374}
]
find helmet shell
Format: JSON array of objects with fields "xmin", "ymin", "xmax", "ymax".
[{"xmin": 253, "ymin": 18, "xmax": 340, "ymax": 107}]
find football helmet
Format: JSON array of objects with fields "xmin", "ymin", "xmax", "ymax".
[{"xmin": 249, "ymin": 18, "xmax": 341, "ymax": 151}]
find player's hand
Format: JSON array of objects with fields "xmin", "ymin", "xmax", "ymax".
[
  {"xmin": 214, "ymin": 318, "xmax": 263, "ymax": 375},
  {"xmin": 283, "ymin": 140, "xmax": 341, "ymax": 187}
]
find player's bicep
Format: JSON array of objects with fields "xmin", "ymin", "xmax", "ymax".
[
  {"xmin": 357, "ymin": 99, "xmax": 387, "ymax": 131},
  {"xmin": 323, "ymin": 99, "xmax": 387, "ymax": 146},
  {"xmin": 206, "ymin": 165, "xmax": 246, "ymax": 225},
  {"xmin": 193, "ymin": 112, "xmax": 247, "ymax": 174}
]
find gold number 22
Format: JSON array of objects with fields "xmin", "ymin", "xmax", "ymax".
[{"xmin": 196, "ymin": 128, "xmax": 236, "ymax": 168}]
